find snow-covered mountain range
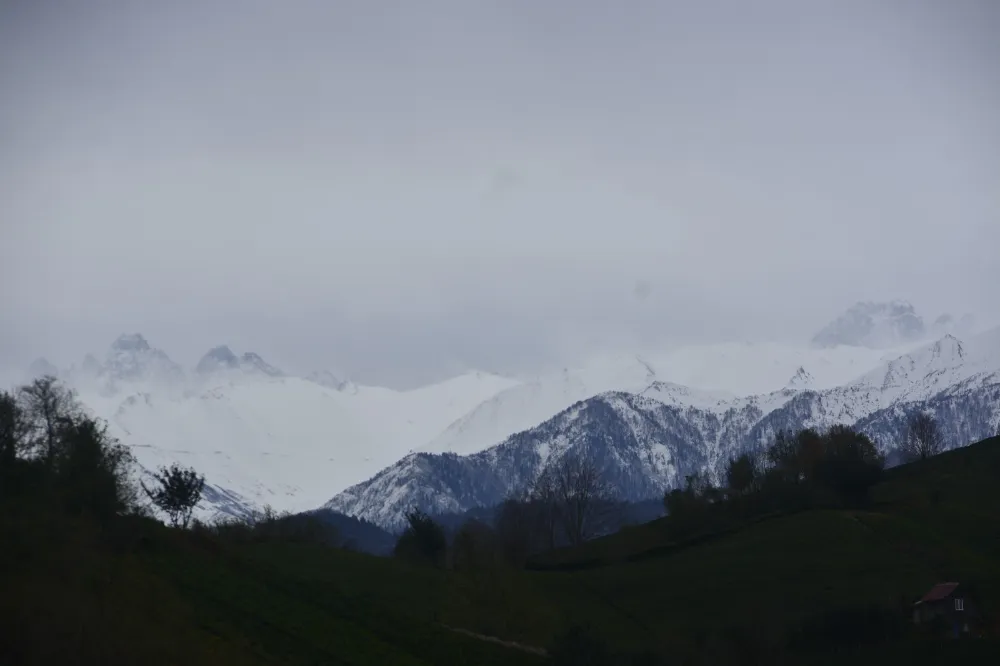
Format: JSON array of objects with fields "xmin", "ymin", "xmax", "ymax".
[
  {"xmin": 417, "ymin": 342, "xmax": 904, "ymax": 458},
  {"xmin": 21, "ymin": 334, "xmax": 519, "ymax": 516},
  {"xmin": 326, "ymin": 328, "xmax": 1000, "ymax": 530},
  {"xmin": 13, "ymin": 301, "xmax": 996, "ymax": 526}
]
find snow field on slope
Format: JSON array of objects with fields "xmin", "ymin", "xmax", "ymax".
[
  {"xmin": 422, "ymin": 343, "xmax": 911, "ymax": 456},
  {"xmin": 844, "ymin": 327, "xmax": 1000, "ymax": 409},
  {"xmin": 420, "ymin": 355, "xmax": 659, "ymax": 456},
  {"xmin": 644, "ymin": 341, "xmax": 913, "ymax": 395},
  {"xmin": 329, "ymin": 329, "xmax": 1000, "ymax": 529},
  {"xmin": 74, "ymin": 329, "xmax": 1000, "ymax": 516},
  {"xmin": 80, "ymin": 373, "xmax": 518, "ymax": 514}
]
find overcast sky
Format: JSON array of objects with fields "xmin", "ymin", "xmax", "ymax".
[{"xmin": 2, "ymin": 0, "xmax": 998, "ymax": 387}]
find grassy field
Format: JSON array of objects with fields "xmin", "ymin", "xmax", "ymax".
[
  {"xmin": 1, "ymin": 501, "xmax": 545, "ymax": 665},
  {"xmin": 4, "ymin": 435, "xmax": 1000, "ymax": 664}
]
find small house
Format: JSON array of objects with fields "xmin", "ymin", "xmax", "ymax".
[{"xmin": 912, "ymin": 582, "xmax": 982, "ymax": 638}]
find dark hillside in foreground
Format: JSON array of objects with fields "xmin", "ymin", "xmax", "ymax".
[
  {"xmin": 530, "ymin": 434, "xmax": 1000, "ymax": 571},
  {"xmin": 429, "ymin": 497, "xmax": 665, "ymax": 537},
  {"xmin": 3, "ymin": 396, "xmax": 999, "ymax": 665},
  {"xmin": 0, "ymin": 503, "xmax": 544, "ymax": 666},
  {"xmin": 309, "ymin": 508, "xmax": 398, "ymax": 555}
]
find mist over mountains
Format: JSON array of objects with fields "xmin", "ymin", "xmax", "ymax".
[
  {"xmin": 10, "ymin": 301, "xmax": 997, "ymax": 528},
  {"xmin": 810, "ymin": 300, "xmax": 977, "ymax": 349}
]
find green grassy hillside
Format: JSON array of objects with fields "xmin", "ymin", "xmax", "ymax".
[
  {"xmin": 3, "ymin": 435, "xmax": 999, "ymax": 665},
  {"xmin": 534, "ymin": 434, "xmax": 1000, "ymax": 571},
  {"xmin": 0, "ymin": 501, "xmax": 545, "ymax": 666}
]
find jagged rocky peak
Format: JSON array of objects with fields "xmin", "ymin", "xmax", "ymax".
[
  {"xmin": 111, "ymin": 333, "xmax": 152, "ymax": 353},
  {"xmin": 811, "ymin": 300, "xmax": 926, "ymax": 349},
  {"xmin": 195, "ymin": 345, "xmax": 240, "ymax": 373},
  {"xmin": 882, "ymin": 334, "xmax": 965, "ymax": 373},
  {"xmin": 929, "ymin": 334, "xmax": 965, "ymax": 361},
  {"xmin": 785, "ymin": 366, "xmax": 815, "ymax": 390},
  {"xmin": 240, "ymin": 352, "xmax": 283, "ymax": 377},
  {"xmin": 863, "ymin": 333, "xmax": 971, "ymax": 396},
  {"xmin": 196, "ymin": 345, "xmax": 283, "ymax": 377},
  {"xmin": 104, "ymin": 333, "xmax": 183, "ymax": 383}
]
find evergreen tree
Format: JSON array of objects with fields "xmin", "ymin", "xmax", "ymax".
[
  {"xmin": 56, "ymin": 416, "xmax": 138, "ymax": 519},
  {"xmin": 393, "ymin": 509, "xmax": 447, "ymax": 567}
]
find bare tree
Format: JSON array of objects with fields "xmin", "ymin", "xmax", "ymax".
[
  {"xmin": 494, "ymin": 497, "xmax": 538, "ymax": 567},
  {"xmin": 493, "ymin": 471, "xmax": 560, "ymax": 567},
  {"xmin": 550, "ymin": 455, "xmax": 617, "ymax": 546},
  {"xmin": 901, "ymin": 412, "xmax": 944, "ymax": 462},
  {"xmin": 529, "ymin": 465, "xmax": 560, "ymax": 550},
  {"xmin": 493, "ymin": 455, "xmax": 617, "ymax": 564},
  {"xmin": 17, "ymin": 376, "xmax": 80, "ymax": 462},
  {"xmin": 0, "ymin": 390, "xmax": 30, "ymax": 464}
]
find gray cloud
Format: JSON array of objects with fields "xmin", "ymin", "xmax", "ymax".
[{"xmin": 2, "ymin": 0, "xmax": 998, "ymax": 386}]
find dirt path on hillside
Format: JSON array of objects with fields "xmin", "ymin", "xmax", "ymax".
[{"xmin": 439, "ymin": 624, "xmax": 549, "ymax": 656}]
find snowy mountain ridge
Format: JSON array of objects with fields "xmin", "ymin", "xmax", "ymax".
[
  {"xmin": 417, "ymin": 341, "xmax": 915, "ymax": 458},
  {"xmin": 194, "ymin": 345, "xmax": 285, "ymax": 379},
  {"xmin": 100, "ymin": 333, "xmax": 186, "ymax": 388},
  {"xmin": 18, "ymin": 334, "xmax": 520, "ymax": 519},
  {"xmin": 326, "ymin": 328, "xmax": 1000, "ymax": 530},
  {"xmin": 785, "ymin": 366, "xmax": 815, "ymax": 390},
  {"xmin": 14, "ymin": 307, "xmax": 993, "ymax": 524}
]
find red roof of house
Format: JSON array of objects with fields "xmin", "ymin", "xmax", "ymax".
[{"xmin": 919, "ymin": 582, "xmax": 960, "ymax": 603}]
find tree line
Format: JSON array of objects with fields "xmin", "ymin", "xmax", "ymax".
[
  {"xmin": 3, "ymin": 374, "xmax": 945, "ymax": 559},
  {"xmin": 664, "ymin": 424, "xmax": 885, "ymax": 538},
  {"xmin": 1, "ymin": 375, "xmax": 351, "ymax": 551},
  {"xmin": 665, "ymin": 413, "xmax": 945, "ymax": 539},
  {"xmin": 1, "ymin": 375, "xmax": 205, "ymax": 527},
  {"xmin": 394, "ymin": 413, "xmax": 949, "ymax": 571},
  {"xmin": 393, "ymin": 452, "xmax": 621, "ymax": 570}
]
